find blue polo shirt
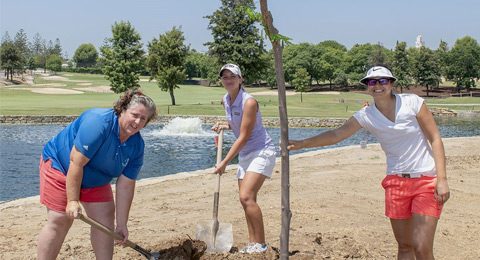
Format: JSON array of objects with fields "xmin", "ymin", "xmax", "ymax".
[{"xmin": 42, "ymin": 108, "xmax": 144, "ymax": 189}]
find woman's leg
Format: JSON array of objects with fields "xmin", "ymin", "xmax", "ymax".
[
  {"xmin": 238, "ymin": 171, "xmax": 267, "ymax": 244},
  {"xmin": 82, "ymin": 201, "xmax": 115, "ymax": 260},
  {"xmin": 390, "ymin": 218, "xmax": 415, "ymax": 260},
  {"xmin": 411, "ymin": 213, "xmax": 438, "ymax": 260},
  {"xmin": 37, "ymin": 209, "xmax": 74, "ymax": 260}
]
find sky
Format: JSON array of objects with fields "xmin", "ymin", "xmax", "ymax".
[{"xmin": 1, "ymin": 0, "xmax": 479, "ymax": 59}]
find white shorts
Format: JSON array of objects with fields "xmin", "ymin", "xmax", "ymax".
[{"xmin": 237, "ymin": 147, "xmax": 276, "ymax": 179}]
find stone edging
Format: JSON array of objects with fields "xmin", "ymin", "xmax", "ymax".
[
  {"xmin": 0, "ymin": 115, "xmax": 347, "ymax": 128},
  {"xmin": 0, "ymin": 108, "xmax": 477, "ymax": 127}
]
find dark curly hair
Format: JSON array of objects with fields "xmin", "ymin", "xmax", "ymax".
[{"xmin": 113, "ymin": 87, "xmax": 157, "ymax": 126}]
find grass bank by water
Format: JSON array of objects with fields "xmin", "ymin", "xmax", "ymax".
[{"xmin": 0, "ymin": 73, "xmax": 478, "ymax": 117}]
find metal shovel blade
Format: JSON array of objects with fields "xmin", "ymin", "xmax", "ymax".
[{"xmin": 196, "ymin": 219, "xmax": 233, "ymax": 253}]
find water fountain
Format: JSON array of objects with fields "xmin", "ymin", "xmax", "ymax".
[{"xmin": 0, "ymin": 116, "xmax": 478, "ymax": 202}]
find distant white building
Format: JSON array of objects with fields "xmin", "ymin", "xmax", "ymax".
[{"xmin": 415, "ymin": 35, "xmax": 425, "ymax": 48}]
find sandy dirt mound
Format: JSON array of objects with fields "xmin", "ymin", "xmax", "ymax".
[
  {"xmin": 31, "ymin": 83, "xmax": 68, "ymax": 87},
  {"xmin": 252, "ymin": 90, "xmax": 296, "ymax": 96},
  {"xmin": 0, "ymin": 137, "xmax": 479, "ymax": 259},
  {"xmin": 150, "ymin": 238, "xmax": 206, "ymax": 260},
  {"xmin": 41, "ymin": 75, "xmax": 89, "ymax": 83},
  {"xmin": 76, "ymin": 83, "xmax": 93, "ymax": 86},
  {"xmin": 251, "ymin": 90, "xmax": 339, "ymax": 96},
  {"xmin": 42, "ymin": 75, "xmax": 69, "ymax": 81},
  {"xmin": 308, "ymin": 91, "xmax": 341, "ymax": 95},
  {"xmin": 26, "ymin": 88, "xmax": 84, "ymax": 94},
  {"xmin": 74, "ymin": 85, "xmax": 114, "ymax": 93}
]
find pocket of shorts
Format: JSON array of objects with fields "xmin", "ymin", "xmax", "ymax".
[
  {"xmin": 381, "ymin": 175, "xmax": 398, "ymax": 189},
  {"xmin": 262, "ymin": 148, "xmax": 276, "ymax": 158}
]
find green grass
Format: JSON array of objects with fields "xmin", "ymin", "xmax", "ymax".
[{"xmin": 0, "ymin": 72, "xmax": 478, "ymax": 117}]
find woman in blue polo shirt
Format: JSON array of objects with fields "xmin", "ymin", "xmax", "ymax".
[
  {"xmin": 37, "ymin": 87, "xmax": 157, "ymax": 260},
  {"xmin": 212, "ymin": 64, "xmax": 276, "ymax": 254}
]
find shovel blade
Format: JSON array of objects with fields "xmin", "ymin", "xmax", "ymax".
[{"xmin": 196, "ymin": 220, "xmax": 233, "ymax": 253}]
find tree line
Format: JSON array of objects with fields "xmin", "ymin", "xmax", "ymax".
[
  {"xmin": 2, "ymin": 0, "xmax": 479, "ymax": 104},
  {"xmin": 1, "ymin": 30, "xmax": 63, "ymax": 79}
]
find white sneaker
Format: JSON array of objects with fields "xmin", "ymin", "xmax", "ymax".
[
  {"xmin": 248, "ymin": 243, "xmax": 268, "ymax": 253},
  {"xmin": 240, "ymin": 242, "xmax": 267, "ymax": 253},
  {"xmin": 239, "ymin": 243, "xmax": 255, "ymax": 253}
]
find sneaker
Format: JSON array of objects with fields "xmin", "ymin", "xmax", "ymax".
[
  {"xmin": 240, "ymin": 242, "xmax": 267, "ymax": 253},
  {"xmin": 239, "ymin": 243, "xmax": 255, "ymax": 253},
  {"xmin": 248, "ymin": 243, "xmax": 268, "ymax": 253}
]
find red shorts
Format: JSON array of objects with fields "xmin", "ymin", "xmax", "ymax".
[
  {"xmin": 382, "ymin": 175, "xmax": 443, "ymax": 219},
  {"xmin": 39, "ymin": 156, "xmax": 113, "ymax": 213}
]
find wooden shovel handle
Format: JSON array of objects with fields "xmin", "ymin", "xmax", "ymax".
[
  {"xmin": 213, "ymin": 129, "xmax": 224, "ymax": 220},
  {"xmin": 77, "ymin": 212, "xmax": 153, "ymax": 258},
  {"xmin": 215, "ymin": 129, "xmax": 224, "ymax": 189}
]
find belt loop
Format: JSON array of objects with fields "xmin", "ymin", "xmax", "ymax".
[{"xmin": 401, "ymin": 174, "xmax": 411, "ymax": 178}]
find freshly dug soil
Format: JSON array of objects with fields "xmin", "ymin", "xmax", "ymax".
[{"xmin": 1, "ymin": 137, "xmax": 479, "ymax": 259}]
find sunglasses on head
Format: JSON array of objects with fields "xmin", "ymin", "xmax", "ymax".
[{"xmin": 367, "ymin": 78, "xmax": 390, "ymax": 86}]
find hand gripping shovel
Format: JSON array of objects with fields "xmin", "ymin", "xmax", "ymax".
[
  {"xmin": 195, "ymin": 129, "xmax": 233, "ymax": 253},
  {"xmin": 77, "ymin": 212, "xmax": 160, "ymax": 260}
]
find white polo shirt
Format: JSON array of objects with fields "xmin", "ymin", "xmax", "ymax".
[{"xmin": 353, "ymin": 94, "xmax": 436, "ymax": 175}]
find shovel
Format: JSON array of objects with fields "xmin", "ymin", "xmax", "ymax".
[
  {"xmin": 77, "ymin": 212, "xmax": 160, "ymax": 260},
  {"xmin": 195, "ymin": 129, "xmax": 233, "ymax": 253}
]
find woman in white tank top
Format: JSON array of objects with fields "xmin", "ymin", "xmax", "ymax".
[
  {"xmin": 287, "ymin": 65, "xmax": 450, "ymax": 259},
  {"xmin": 212, "ymin": 64, "xmax": 275, "ymax": 254}
]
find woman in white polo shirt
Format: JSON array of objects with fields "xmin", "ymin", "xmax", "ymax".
[
  {"xmin": 287, "ymin": 64, "xmax": 450, "ymax": 259},
  {"xmin": 212, "ymin": 64, "xmax": 276, "ymax": 254}
]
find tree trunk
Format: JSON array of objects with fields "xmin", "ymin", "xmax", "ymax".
[
  {"xmin": 170, "ymin": 89, "xmax": 176, "ymax": 106},
  {"xmin": 259, "ymin": 1, "xmax": 291, "ymax": 259},
  {"xmin": 426, "ymin": 84, "xmax": 429, "ymax": 97}
]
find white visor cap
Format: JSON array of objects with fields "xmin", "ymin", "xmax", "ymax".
[
  {"xmin": 360, "ymin": 66, "xmax": 397, "ymax": 85},
  {"xmin": 219, "ymin": 63, "xmax": 242, "ymax": 78}
]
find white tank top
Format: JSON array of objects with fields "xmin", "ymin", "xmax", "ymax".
[{"xmin": 223, "ymin": 89, "xmax": 274, "ymax": 156}]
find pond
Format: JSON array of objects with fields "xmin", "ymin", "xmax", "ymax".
[{"xmin": 0, "ymin": 117, "xmax": 478, "ymax": 202}]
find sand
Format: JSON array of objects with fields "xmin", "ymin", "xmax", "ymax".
[
  {"xmin": 252, "ymin": 90, "xmax": 296, "ymax": 96},
  {"xmin": 11, "ymin": 88, "xmax": 84, "ymax": 94},
  {"xmin": 251, "ymin": 90, "xmax": 341, "ymax": 96},
  {"xmin": 0, "ymin": 136, "xmax": 479, "ymax": 259},
  {"xmin": 73, "ymin": 85, "xmax": 114, "ymax": 93}
]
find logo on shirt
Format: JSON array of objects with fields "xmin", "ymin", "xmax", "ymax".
[
  {"xmin": 122, "ymin": 158, "xmax": 129, "ymax": 168},
  {"xmin": 83, "ymin": 145, "xmax": 89, "ymax": 151},
  {"xmin": 234, "ymin": 112, "xmax": 240, "ymax": 116}
]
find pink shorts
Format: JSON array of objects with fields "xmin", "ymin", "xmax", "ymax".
[
  {"xmin": 381, "ymin": 175, "xmax": 443, "ymax": 219},
  {"xmin": 39, "ymin": 156, "xmax": 113, "ymax": 213}
]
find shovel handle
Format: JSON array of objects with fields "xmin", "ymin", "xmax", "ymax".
[
  {"xmin": 215, "ymin": 129, "xmax": 224, "ymax": 191},
  {"xmin": 213, "ymin": 129, "xmax": 224, "ymax": 220},
  {"xmin": 77, "ymin": 212, "xmax": 153, "ymax": 259}
]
